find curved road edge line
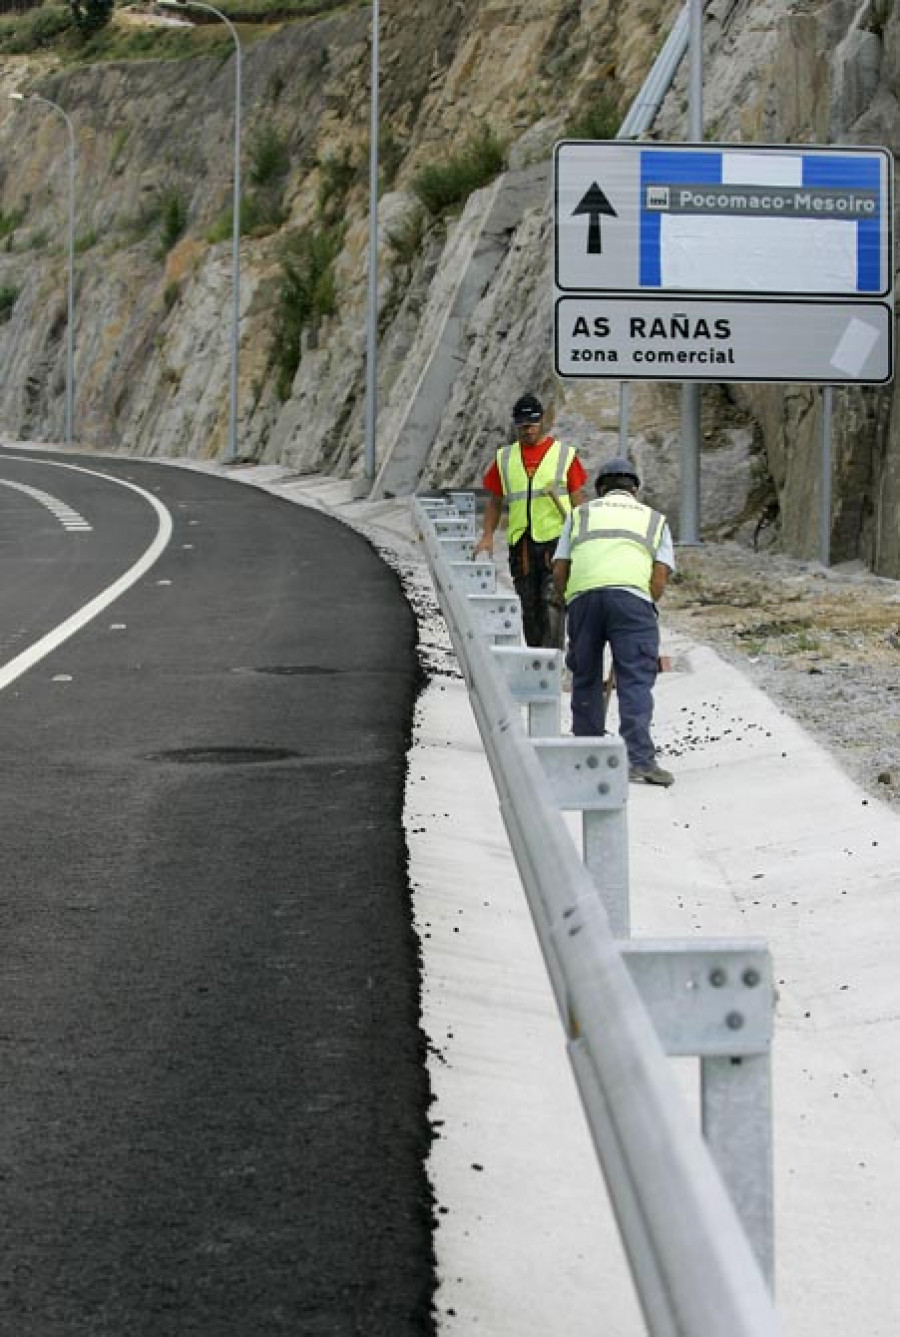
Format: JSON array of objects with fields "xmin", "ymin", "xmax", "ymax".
[{"xmin": 0, "ymin": 456, "xmax": 174, "ymax": 693}]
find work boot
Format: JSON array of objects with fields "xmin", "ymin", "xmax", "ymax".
[{"xmin": 629, "ymin": 763, "xmax": 675, "ymax": 788}]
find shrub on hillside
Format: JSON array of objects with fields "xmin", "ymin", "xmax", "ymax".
[
  {"xmin": 411, "ymin": 124, "xmax": 505, "ymax": 217},
  {"xmin": 271, "ymin": 224, "xmax": 344, "ymax": 399}
]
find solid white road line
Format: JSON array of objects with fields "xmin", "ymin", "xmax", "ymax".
[{"xmin": 0, "ymin": 457, "xmax": 174, "ymax": 693}]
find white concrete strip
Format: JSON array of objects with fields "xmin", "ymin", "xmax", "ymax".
[
  {"xmin": 410, "ymin": 674, "xmax": 643, "ymax": 1335},
  {"xmin": 0, "ymin": 457, "xmax": 173, "ymax": 692}
]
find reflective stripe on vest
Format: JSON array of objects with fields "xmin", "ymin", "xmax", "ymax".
[
  {"xmin": 565, "ymin": 494, "xmax": 666, "ymax": 602},
  {"xmin": 496, "ymin": 439, "xmax": 575, "ymax": 545}
]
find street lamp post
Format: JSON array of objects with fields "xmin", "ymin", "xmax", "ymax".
[
  {"xmin": 160, "ymin": 0, "xmax": 242, "ymax": 464},
  {"xmin": 9, "ymin": 92, "xmax": 75, "ymax": 451},
  {"xmin": 363, "ymin": 0, "xmax": 379, "ymax": 486}
]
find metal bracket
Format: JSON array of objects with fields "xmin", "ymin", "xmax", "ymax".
[
  {"xmin": 467, "ymin": 594, "xmax": 521, "ymax": 644},
  {"xmin": 532, "ymin": 736, "xmax": 628, "ymax": 809},
  {"xmin": 432, "ymin": 516, "xmax": 476, "ymax": 539},
  {"xmin": 492, "ymin": 647, "xmax": 562, "ymax": 737},
  {"xmin": 437, "ymin": 536, "xmax": 475, "ymax": 563},
  {"xmin": 450, "ymin": 561, "xmax": 497, "ymax": 594},
  {"xmin": 491, "ymin": 647, "xmax": 561, "ymax": 702},
  {"xmin": 618, "ymin": 940, "xmax": 772, "ymax": 1057}
]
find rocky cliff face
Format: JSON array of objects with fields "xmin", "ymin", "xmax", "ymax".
[{"xmin": 0, "ymin": 0, "xmax": 897, "ymax": 571}]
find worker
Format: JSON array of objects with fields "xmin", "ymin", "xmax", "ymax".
[
  {"xmin": 474, "ymin": 393, "xmax": 588, "ymax": 647},
  {"xmin": 552, "ymin": 456, "xmax": 676, "ymax": 787}
]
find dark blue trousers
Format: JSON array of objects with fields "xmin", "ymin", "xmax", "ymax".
[{"xmin": 565, "ymin": 587, "xmax": 660, "ymax": 769}]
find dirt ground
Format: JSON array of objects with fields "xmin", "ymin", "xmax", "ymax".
[{"xmin": 662, "ymin": 541, "xmax": 900, "ymax": 810}]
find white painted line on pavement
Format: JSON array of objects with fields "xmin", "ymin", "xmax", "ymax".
[
  {"xmin": 0, "ymin": 457, "xmax": 174, "ymax": 692},
  {"xmin": 0, "ymin": 477, "xmax": 94, "ymax": 531}
]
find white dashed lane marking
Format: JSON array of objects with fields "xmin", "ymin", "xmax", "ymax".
[
  {"xmin": 0, "ymin": 457, "xmax": 174, "ymax": 692},
  {"xmin": 0, "ymin": 478, "xmax": 93, "ymax": 531}
]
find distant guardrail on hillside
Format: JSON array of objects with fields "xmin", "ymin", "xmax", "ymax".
[{"xmin": 415, "ymin": 492, "xmax": 779, "ymax": 1337}]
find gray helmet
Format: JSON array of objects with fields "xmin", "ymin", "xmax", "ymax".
[{"xmin": 596, "ymin": 456, "xmax": 640, "ymax": 490}]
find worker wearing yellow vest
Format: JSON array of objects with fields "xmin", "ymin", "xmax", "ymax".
[
  {"xmin": 552, "ymin": 456, "xmax": 676, "ymax": 787},
  {"xmin": 474, "ymin": 393, "xmax": 588, "ymax": 647}
]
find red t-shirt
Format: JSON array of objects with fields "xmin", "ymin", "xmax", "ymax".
[{"xmin": 482, "ymin": 436, "xmax": 587, "ymax": 498}]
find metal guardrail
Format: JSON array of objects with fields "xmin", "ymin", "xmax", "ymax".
[
  {"xmin": 618, "ymin": 3, "xmax": 692, "ymax": 139},
  {"xmin": 415, "ymin": 494, "xmax": 780, "ymax": 1337}
]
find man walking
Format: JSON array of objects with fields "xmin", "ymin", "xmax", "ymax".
[
  {"xmin": 474, "ymin": 393, "xmax": 588, "ymax": 647},
  {"xmin": 552, "ymin": 456, "xmax": 676, "ymax": 787}
]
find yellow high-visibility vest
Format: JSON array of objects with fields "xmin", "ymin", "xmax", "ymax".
[
  {"xmin": 496, "ymin": 438, "xmax": 576, "ymax": 546},
  {"xmin": 565, "ymin": 493, "xmax": 667, "ymax": 603}
]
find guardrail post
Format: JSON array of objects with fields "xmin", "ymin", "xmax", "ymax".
[
  {"xmin": 533, "ymin": 737, "xmax": 630, "ymax": 936},
  {"xmin": 491, "ymin": 647, "xmax": 562, "ymax": 737},
  {"xmin": 702, "ymin": 1055, "xmax": 774, "ymax": 1286},
  {"xmin": 620, "ymin": 940, "xmax": 775, "ymax": 1287}
]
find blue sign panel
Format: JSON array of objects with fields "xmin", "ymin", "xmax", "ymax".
[{"xmin": 636, "ymin": 148, "xmax": 886, "ymax": 295}]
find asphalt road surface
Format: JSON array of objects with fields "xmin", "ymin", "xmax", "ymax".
[{"xmin": 0, "ymin": 451, "xmax": 434, "ymax": 1335}]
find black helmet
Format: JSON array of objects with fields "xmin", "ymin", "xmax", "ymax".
[
  {"xmin": 512, "ymin": 393, "xmax": 544, "ymax": 425},
  {"xmin": 596, "ymin": 456, "xmax": 640, "ymax": 491}
]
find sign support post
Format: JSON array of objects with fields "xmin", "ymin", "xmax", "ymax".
[
  {"xmin": 821, "ymin": 385, "xmax": 834, "ymax": 566},
  {"xmin": 680, "ymin": 0, "xmax": 705, "ymax": 545}
]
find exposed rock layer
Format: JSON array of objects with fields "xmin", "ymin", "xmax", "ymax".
[{"xmin": 0, "ymin": 0, "xmax": 896, "ymax": 570}]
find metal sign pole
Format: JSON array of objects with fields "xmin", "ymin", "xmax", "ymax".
[
  {"xmin": 619, "ymin": 381, "xmax": 632, "ymax": 454},
  {"xmin": 821, "ymin": 385, "xmax": 833, "ymax": 566},
  {"xmin": 679, "ymin": 0, "xmax": 704, "ymax": 545},
  {"xmin": 614, "ymin": 2, "xmax": 694, "ymax": 471}
]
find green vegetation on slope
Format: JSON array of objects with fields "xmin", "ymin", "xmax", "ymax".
[
  {"xmin": 271, "ymin": 223, "xmax": 344, "ymax": 400},
  {"xmin": 411, "ymin": 124, "xmax": 506, "ymax": 217},
  {"xmin": 0, "ymin": 0, "xmax": 348, "ymax": 60}
]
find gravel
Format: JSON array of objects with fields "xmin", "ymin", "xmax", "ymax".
[{"xmin": 663, "ymin": 541, "xmax": 900, "ymax": 809}]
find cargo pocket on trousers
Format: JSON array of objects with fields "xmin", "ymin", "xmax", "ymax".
[{"xmin": 637, "ymin": 639, "xmax": 660, "ymax": 676}]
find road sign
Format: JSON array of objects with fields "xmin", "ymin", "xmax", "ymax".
[
  {"xmin": 553, "ymin": 141, "xmax": 894, "ymax": 383},
  {"xmin": 555, "ymin": 296, "xmax": 893, "ymax": 383}
]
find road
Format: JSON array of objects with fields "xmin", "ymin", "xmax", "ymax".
[{"xmin": 0, "ymin": 450, "xmax": 434, "ymax": 1335}]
